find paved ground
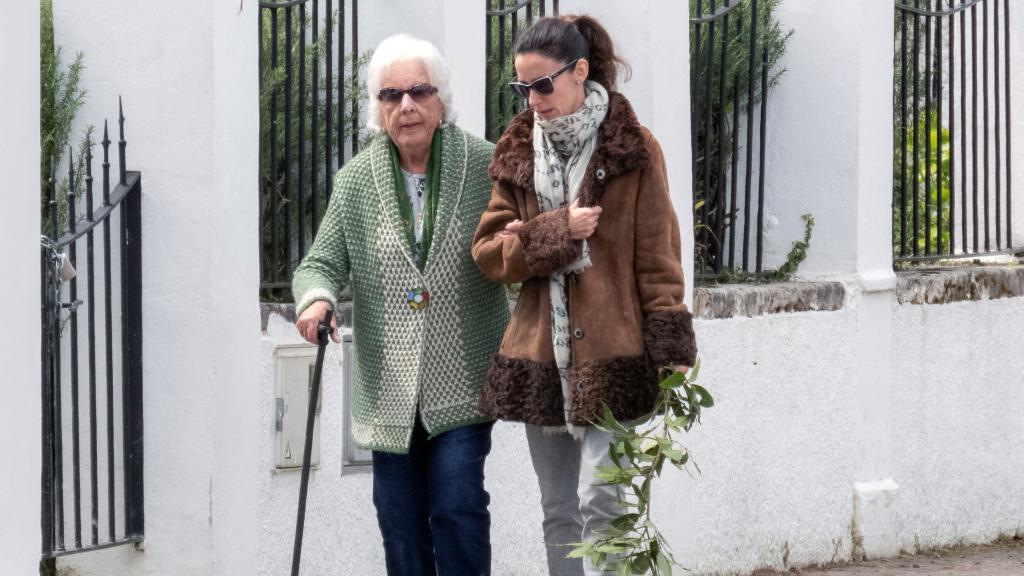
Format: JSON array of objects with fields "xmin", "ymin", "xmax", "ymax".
[{"xmin": 751, "ymin": 537, "xmax": 1024, "ymax": 576}]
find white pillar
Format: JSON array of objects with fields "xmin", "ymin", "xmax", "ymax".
[
  {"xmin": 851, "ymin": 0, "xmax": 899, "ymax": 560},
  {"xmin": 443, "ymin": 0, "xmax": 487, "ymax": 138},
  {"xmin": 649, "ymin": 1, "xmax": 696, "ymax": 306},
  {"xmin": 211, "ymin": 2, "xmax": 262, "ymax": 575},
  {"xmin": 52, "ymin": 1, "xmax": 261, "ymax": 573},
  {"xmin": 0, "ymin": 1, "xmax": 42, "ymax": 571}
]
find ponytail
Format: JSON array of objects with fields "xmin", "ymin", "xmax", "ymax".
[{"xmin": 513, "ymin": 14, "xmax": 631, "ymax": 91}]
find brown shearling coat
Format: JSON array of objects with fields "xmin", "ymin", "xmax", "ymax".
[{"xmin": 471, "ymin": 91, "xmax": 697, "ymax": 426}]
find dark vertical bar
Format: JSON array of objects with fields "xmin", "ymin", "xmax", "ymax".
[
  {"xmin": 101, "ymin": 122, "xmax": 115, "ymax": 542},
  {"xmin": 49, "ymin": 192, "xmax": 65, "ymax": 552},
  {"xmin": 936, "ymin": 1, "xmax": 943, "ymax": 255},
  {"xmin": 485, "ymin": 1, "xmax": 493, "ymax": 140},
  {"xmin": 326, "ymin": 0, "xmax": 334, "ymax": 205},
  {"xmin": 994, "ymin": 0, "xmax": 1002, "ymax": 248},
  {"xmin": 68, "ymin": 146, "xmax": 83, "ymax": 550},
  {"xmin": 755, "ymin": 47, "xmax": 768, "ymax": 273},
  {"xmin": 983, "ymin": 0, "xmax": 990, "ymax": 251},
  {"xmin": 742, "ymin": 0, "xmax": 759, "ymax": 271},
  {"xmin": 715, "ymin": 4, "xmax": 732, "ymax": 271},
  {"xmin": 972, "ymin": 3, "xmax": 979, "ymax": 252},
  {"xmin": 85, "ymin": 136, "xmax": 99, "ymax": 546},
  {"xmin": 119, "ymin": 112, "xmax": 144, "ymax": 538},
  {"xmin": 912, "ymin": 3, "xmax": 921, "ymax": 256},
  {"xmin": 702, "ymin": 1, "xmax": 717, "ymax": 270},
  {"xmin": 900, "ymin": 8, "xmax": 909, "ymax": 257},
  {"xmin": 311, "ymin": 0, "xmax": 320, "ymax": 235},
  {"xmin": 298, "ymin": 4, "xmax": 307, "ymax": 260},
  {"xmin": 1005, "ymin": 0, "xmax": 1012, "ymax": 247},
  {"xmin": 553, "ymin": 0, "xmax": 558, "ymax": 15},
  {"xmin": 259, "ymin": 7, "xmax": 266, "ymax": 294},
  {"xmin": 338, "ymin": 0, "xmax": 345, "ymax": 166},
  {"xmin": 285, "ymin": 6, "xmax": 294, "ymax": 279},
  {"xmin": 270, "ymin": 9, "xmax": 280, "ymax": 280},
  {"xmin": 526, "ymin": 0, "xmax": 533, "ymax": 25},
  {"xmin": 925, "ymin": 5, "xmax": 933, "ymax": 255},
  {"xmin": 539, "ymin": 0, "xmax": 545, "ymax": 17},
  {"xmin": 118, "ymin": 98, "xmax": 127, "ymax": 186},
  {"xmin": 690, "ymin": 0, "xmax": 702, "ymax": 232},
  {"xmin": 949, "ymin": 0, "xmax": 956, "ymax": 254},
  {"xmin": 351, "ymin": 0, "xmax": 359, "ymax": 155},
  {"xmin": 41, "ymin": 240, "xmax": 55, "ymax": 556},
  {"xmin": 728, "ymin": 71, "xmax": 740, "ymax": 270},
  {"xmin": 498, "ymin": 0, "xmax": 506, "ymax": 134},
  {"xmin": 961, "ymin": 8, "xmax": 968, "ymax": 250}
]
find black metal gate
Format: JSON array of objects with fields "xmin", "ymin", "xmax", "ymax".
[
  {"xmin": 894, "ymin": 0, "xmax": 1015, "ymax": 263},
  {"xmin": 485, "ymin": 0, "xmax": 560, "ymax": 142},
  {"xmin": 258, "ymin": 0, "xmax": 363, "ymax": 301},
  {"xmin": 41, "ymin": 99, "xmax": 144, "ymax": 559}
]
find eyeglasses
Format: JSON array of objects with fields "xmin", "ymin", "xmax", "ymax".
[
  {"xmin": 509, "ymin": 59, "xmax": 580, "ymax": 99},
  {"xmin": 377, "ymin": 83, "xmax": 439, "ymax": 105}
]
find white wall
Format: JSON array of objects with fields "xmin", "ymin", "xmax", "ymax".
[
  {"xmin": 0, "ymin": 1, "xmax": 42, "ymax": 571},
  {"xmin": 892, "ymin": 297, "xmax": 1024, "ymax": 551},
  {"xmin": 53, "ymin": 1, "xmax": 261, "ymax": 574}
]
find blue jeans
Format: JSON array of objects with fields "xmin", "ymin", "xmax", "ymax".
[{"xmin": 372, "ymin": 419, "xmax": 494, "ymax": 576}]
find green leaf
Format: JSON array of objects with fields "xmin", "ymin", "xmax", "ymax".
[
  {"xmin": 687, "ymin": 358, "xmax": 701, "ymax": 382},
  {"xmin": 693, "ymin": 384, "xmax": 715, "ymax": 407},
  {"xmin": 611, "ymin": 513, "xmax": 641, "ymax": 532},
  {"xmin": 659, "ymin": 371, "xmax": 687, "ymax": 390},
  {"xmin": 632, "ymin": 553, "xmax": 652, "ymax": 573},
  {"xmin": 656, "ymin": 550, "xmax": 673, "ymax": 575}
]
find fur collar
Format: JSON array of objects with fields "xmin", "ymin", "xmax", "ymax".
[{"xmin": 488, "ymin": 91, "xmax": 651, "ymax": 206}]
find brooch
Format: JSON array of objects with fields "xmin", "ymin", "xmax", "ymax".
[{"xmin": 406, "ymin": 287, "xmax": 430, "ymax": 310}]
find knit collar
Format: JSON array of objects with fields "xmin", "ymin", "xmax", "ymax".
[{"xmin": 370, "ymin": 124, "xmax": 469, "ymax": 278}]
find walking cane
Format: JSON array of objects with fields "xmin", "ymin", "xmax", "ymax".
[{"xmin": 291, "ymin": 308, "xmax": 334, "ymax": 576}]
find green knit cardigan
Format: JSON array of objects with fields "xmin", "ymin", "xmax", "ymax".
[{"xmin": 292, "ymin": 125, "xmax": 509, "ymax": 454}]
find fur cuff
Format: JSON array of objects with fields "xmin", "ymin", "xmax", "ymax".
[
  {"xmin": 517, "ymin": 208, "xmax": 581, "ymax": 278},
  {"xmin": 480, "ymin": 354, "xmax": 565, "ymax": 426},
  {"xmin": 643, "ymin": 309, "xmax": 698, "ymax": 367}
]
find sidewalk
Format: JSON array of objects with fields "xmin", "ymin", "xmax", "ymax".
[{"xmin": 751, "ymin": 537, "xmax": 1024, "ymax": 576}]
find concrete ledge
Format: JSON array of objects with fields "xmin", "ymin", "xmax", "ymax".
[
  {"xmin": 896, "ymin": 265, "xmax": 1024, "ymax": 305},
  {"xmin": 693, "ymin": 281, "xmax": 847, "ymax": 320},
  {"xmin": 260, "ymin": 301, "xmax": 353, "ymax": 332}
]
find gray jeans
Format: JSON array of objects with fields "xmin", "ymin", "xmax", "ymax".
[{"xmin": 525, "ymin": 424, "xmax": 622, "ymax": 576}]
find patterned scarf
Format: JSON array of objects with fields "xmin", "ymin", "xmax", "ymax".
[{"xmin": 533, "ymin": 81, "xmax": 609, "ymax": 435}]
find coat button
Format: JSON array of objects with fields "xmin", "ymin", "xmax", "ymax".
[
  {"xmin": 595, "ymin": 167, "xmax": 606, "ymax": 180},
  {"xmin": 573, "ymin": 327, "xmax": 585, "ymax": 339}
]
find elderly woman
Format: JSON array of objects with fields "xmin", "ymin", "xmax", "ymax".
[
  {"xmin": 292, "ymin": 34, "xmax": 508, "ymax": 575},
  {"xmin": 472, "ymin": 15, "xmax": 698, "ymax": 576}
]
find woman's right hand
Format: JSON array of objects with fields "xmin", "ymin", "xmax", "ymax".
[
  {"xmin": 296, "ymin": 300, "xmax": 340, "ymax": 344},
  {"xmin": 568, "ymin": 198, "xmax": 602, "ymax": 240}
]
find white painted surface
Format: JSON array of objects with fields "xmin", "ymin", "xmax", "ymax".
[
  {"xmin": 892, "ymin": 296, "xmax": 1024, "ymax": 552},
  {"xmin": 0, "ymin": 1, "xmax": 42, "ymax": 571},
  {"xmin": 53, "ymin": 1, "xmax": 261, "ymax": 574},
  {"xmin": 443, "ymin": 0, "xmax": 486, "ymax": 138},
  {"xmin": 211, "ymin": 3, "xmax": 262, "ymax": 575}
]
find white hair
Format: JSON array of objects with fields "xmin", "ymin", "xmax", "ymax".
[{"xmin": 366, "ymin": 34, "xmax": 456, "ymax": 133}]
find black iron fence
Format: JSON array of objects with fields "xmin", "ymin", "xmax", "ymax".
[
  {"xmin": 40, "ymin": 99, "xmax": 144, "ymax": 558},
  {"xmin": 259, "ymin": 0, "xmax": 364, "ymax": 300},
  {"xmin": 691, "ymin": 0, "xmax": 782, "ymax": 278},
  {"xmin": 485, "ymin": 0, "xmax": 559, "ymax": 142},
  {"xmin": 894, "ymin": 0, "xmax": 1015, "ymax": 263}
]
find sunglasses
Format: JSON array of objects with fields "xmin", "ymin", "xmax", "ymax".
[
  {"xmin": 377, "ymin": 83, "xmax": 438, "ymax": 105},
  {"xmin": 509, "ymin": 59, "xmax": 580, "ymax": 99}
]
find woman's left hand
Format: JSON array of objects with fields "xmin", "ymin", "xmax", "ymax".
[
  {"xmin": 494, "ymin": 219, "xmax": 523, "ymax": 239},
  {"xmin": 673, "ymin": 364, "xmax": 691, "ymax": 375}
]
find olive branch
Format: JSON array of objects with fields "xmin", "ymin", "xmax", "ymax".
[{"xmin": 569, "ymin": 360, "xmax": 713, "ymax": 575}]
